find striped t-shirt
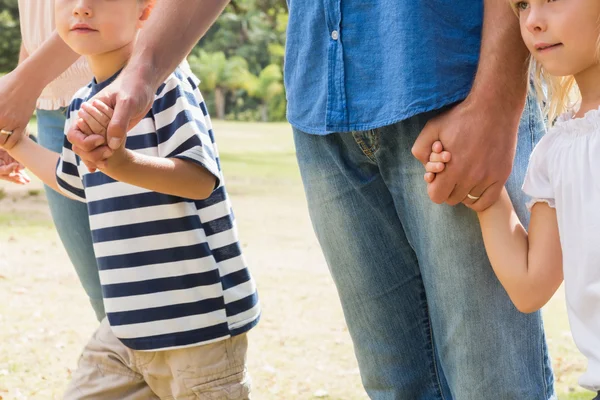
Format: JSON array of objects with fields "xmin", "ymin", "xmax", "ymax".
[{"xmin": 56, "ymin": 67, "xmax": 260, "ymax": 351}]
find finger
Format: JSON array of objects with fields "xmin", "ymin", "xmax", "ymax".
[
  {"xmin": 78, "ymin": 108, "xmax": 107, "ymax": 136},
  {"xmin": 72, "ymin": 144, "xmax": 113, "ymax": 168},
  {"xmin": 424, "ymin": 172, "xmax": 435, "ymax": 184},
  {"xmin": 458, "ymin": 183, "xmax": 487, "ymax": 207},
  {"xmin": 106, "ymin": 96, "xmax": 134, "ymax": 150},
  {"xmin": 429, "ymin": 151, "xmax": 452, "ymax": 163},
  {"xmin": 428, "ymin": 179, "xmax": 456, "ymax": 205},
  {"xmin": 432, "ymin": 141, "xmax": 443, "ymax": 153},
  {"xmin": 76, "ymin": 117, "xmax": 94, "ymax": 136},
  {"xmin": 18, "ymin": 170, "xmax": 31, "ymax": 183},
  {"xmin": 1, "ymin": 127, "xmax": 24, "ymax": 149},
  {"xmin": 81, "ymin": 102, "xmax": 111, "ymax": 128},
  {"xmin": 412, "ymin": 121, "xmax": 440, "ymax": 165},
  {"xmin": 68, "ymin": 127, "xmax": 105, "ymax": 152},
  {"xmin": 91, "ymin": 100, "xmax": 115, "ymax": 119},
  {"xmin": 425, "ymin": 161, "xmax": 446, "ymax": 174},
  {"xmin": 465, "ymin": 183, "xmax": 503, "ymax": 212}
]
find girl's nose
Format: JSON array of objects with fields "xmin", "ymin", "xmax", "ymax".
[{"xmin": 525, "ymin": 8, "xmax": 547, "ymax": 34}]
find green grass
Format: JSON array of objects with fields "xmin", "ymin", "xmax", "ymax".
[{"xmin": 1, "ymin": 120, "xmax": 594, "ymax": 400}]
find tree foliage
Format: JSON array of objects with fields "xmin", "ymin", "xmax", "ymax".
[
  {"xmin": 0, "ymin": 0, "xmax": 289, "ymax": 121},
  {"xmin": 0, "ymin": 0, "xmax": 20, "ymax": 72}
]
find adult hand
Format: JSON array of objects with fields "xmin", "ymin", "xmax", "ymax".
[
  {"xmin": 0, "ymin": 70, "xmax": 40, "ymax": 150},
  {"xmin": 0, "ymin": 149, "xmax": 30, "ymax": 185},
  {"xmin": 67, "ymin": 66, "xmax": 156, "ymax": 171},
  {"xmin": 412, "ymin": 96, "xmax": 519, "ymax": 212}
]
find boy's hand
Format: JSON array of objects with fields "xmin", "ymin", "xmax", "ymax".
[
  {"xmin": 0, "ymin": 149, "xmax": 30, "ymax": 185},
  {"xmin": 67, "ymin": 100, "xmax": 115, "ymax": 171},
  {"xmin": 424, "ymin": 141, "xmax": 452, "ymax": 184}
]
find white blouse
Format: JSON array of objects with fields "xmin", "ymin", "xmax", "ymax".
[
  {"xmin": 18, "ymin": 0, "xmax": 93, "ymax": 110},
  {"xmin": 522, "ymin": 108, "xmax": 600, "ymax": 391}
]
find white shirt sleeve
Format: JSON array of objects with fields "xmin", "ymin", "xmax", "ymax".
[{"xmin": 522, "ymin": 134, "xmax": 555, "ymax": 211}]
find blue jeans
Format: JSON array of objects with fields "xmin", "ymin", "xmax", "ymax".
[
  {"xmin": 36, "ymin": 108, "xmax": 105, "ymax": 321},
  {"xmin": 293, "ymin": 95, "xmax": 555, "ymax": 399}
]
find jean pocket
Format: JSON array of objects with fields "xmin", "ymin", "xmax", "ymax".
[{"xmin": 191, "ymin": 368, "xmax": 251, "ymax": 400}]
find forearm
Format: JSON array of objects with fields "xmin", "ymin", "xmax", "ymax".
[
  {"xmin": 18, "ymin": 43, "xmax": 28, "ymax": 64},
  {"xmin": 15, "ymin": 32, "xmax": 79, "ymax": 95},
  {"xmin": 127, "ymin": 0, "xmax": 229, "ymax": 89},
  {"xmin": 471, "ymin": 0, "xmax": 529, "ymax": 117},
  {"xmin": 477, "ymin": 190, "xmax": 562, "ymax": 312},
  {"xmin": 102, "ymin": 150, "xmax": 217, "ymax": 200},
  {"xmin": 7, "ymin": 138, "xmax": 61, "ymax": 192}
]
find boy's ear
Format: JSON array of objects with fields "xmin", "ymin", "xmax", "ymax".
[{"xmin": 139, "ymin": 1, "xmax": 155, "ymax": 23}]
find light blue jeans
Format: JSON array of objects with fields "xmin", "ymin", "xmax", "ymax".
[
  {"xmin": 293, "ymin": 95, "xmax": 555, "ymax": 399},
  {"xmin": 36, "ymin": 108, "xmax": 105, "ymax": 321}
]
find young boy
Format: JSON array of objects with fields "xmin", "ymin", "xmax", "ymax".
[{"xmin": 0, "ymin": 0, "xmax": 259, "ymax": 398}]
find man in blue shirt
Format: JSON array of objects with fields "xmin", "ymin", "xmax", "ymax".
[{"xmin": 67, "ymin": 0, "xmax": 555, "ymax": 398}]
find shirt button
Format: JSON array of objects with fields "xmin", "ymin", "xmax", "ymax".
[{"xmin": 331, "ymin": 30, "xmax": 339, "ymax": 40}]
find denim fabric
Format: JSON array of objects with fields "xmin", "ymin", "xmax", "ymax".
[
  {"xmin": 284, "ymin": 0, "xmax": 482, "ymax": 134},
  {"xmin": 293, "ymin": 95, "xmax": 555, "ymax": 399},
  {"xmin": 36, "ymin": 108, "xmax": 105, "ymax": 321}
]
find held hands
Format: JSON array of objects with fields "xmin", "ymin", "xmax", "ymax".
[
  {"xmin": 67, "ymin": 100, "xmax": 127, "ymax": 171},
  {"xmin": 411, "ymin": 98, "xmax": 519, "ymax": 212},
  {"xmin": 67, "ymin": 69, "xmax": 156, "ymax": 172},
  {"xmin": 423, "ymin": 141, "xmax": 485, "ymax": 209}
]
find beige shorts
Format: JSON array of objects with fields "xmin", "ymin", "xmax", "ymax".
[{"xmin": 64, "ymin": 318, "xmax": 251, "ymax": 400}]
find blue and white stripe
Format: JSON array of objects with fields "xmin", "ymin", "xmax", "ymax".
[{"xmin": 56, "ymin": 67, "xmax": 260, "ymax": 351}]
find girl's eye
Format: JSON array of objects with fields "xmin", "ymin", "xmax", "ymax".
[{"xmin": 514, "ymin": 1, "xmax": 529, "ymax": 11}]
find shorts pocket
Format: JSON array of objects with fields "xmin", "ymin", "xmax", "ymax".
[{"xmin": 191, "ymin": 368, "xmax": 251, "ymax": 400}]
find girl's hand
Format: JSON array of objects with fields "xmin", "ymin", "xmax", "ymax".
[{"xmin": 424, "ymin": 141, "xmax": 452, "ymax": 183}]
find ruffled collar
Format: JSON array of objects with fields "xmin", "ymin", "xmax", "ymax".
[{"xmin": 553, "ymin": 106, "xmax": 600, "ymax": 135}]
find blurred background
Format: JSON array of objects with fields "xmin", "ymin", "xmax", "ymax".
[{"xmin": 0, "ymin": 1, "xmax": 591, "ymax": 399}]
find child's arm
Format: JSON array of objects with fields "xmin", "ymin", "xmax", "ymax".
[
  {"xmin": 3, "ymin": 137, "xmax": 62, "ymax": 192},
  {"xmin": 100, "ymin": 148, "xmax": 216, "ymax": 200},
  {"xmin": 426, "ymin": 141, "xmax": 563, "ymax": 312},
  {"xmin": 478, "ymin": 190, "xmax": 563, "ymax": 312},
  {"xmin": 77, "ymin": 100, "xmax": 217, "ymax": 200}
]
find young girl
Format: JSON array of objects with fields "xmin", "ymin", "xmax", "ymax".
[{"xmin": 425, "ymin": 0, "xmax": 600, "ymax": 396}]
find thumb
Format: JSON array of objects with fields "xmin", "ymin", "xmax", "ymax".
[
  {"xmin": 412, "ymin": 121, "xmax": 439, "ymax": 166},
  {"xmin": 106, "ymin": 96, "xmax": 133, "ymax": 150}
]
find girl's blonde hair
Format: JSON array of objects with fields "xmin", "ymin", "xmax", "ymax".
[
  {"xmin": 509, "ymin": 1, "xmax": 586, "ymax": 124},
  {"xmin": 530, "ymin": 60, "xmax": 578, "ymax": 124}
]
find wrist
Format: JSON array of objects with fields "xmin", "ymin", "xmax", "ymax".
[
  {"xmin": 126, "ymin": 50, "xmax": 162, "ymax": 91},
  {"xmin": 101, "ymin": 147, "xmax": 132, "ymax": 174}
]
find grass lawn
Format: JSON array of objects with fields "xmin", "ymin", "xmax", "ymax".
[{"xmin": 0, "ymin": 120, "xmax": 592, "ymax": 399}]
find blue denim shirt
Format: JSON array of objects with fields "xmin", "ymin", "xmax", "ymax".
[{"xmin": 284, "ymin": 1, "xmax": 484, "ymax": 135}]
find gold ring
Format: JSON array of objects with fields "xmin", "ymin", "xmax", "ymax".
[
  {"xmin": 0, "ymin": 129, "xmax": 13, "ymax": 136},
  {"xmin": 467, "ymin": 193, "xmax": 480, "ymax": 201}
]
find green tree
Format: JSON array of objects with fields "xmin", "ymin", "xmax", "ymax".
[
  {"xmin": 0, "ymin": 0, "xmax": 20, "ymax": 73},
  {"xmin": 244, "ymin": 64, "xmax": 284, "ymax": 122},
  {"xmin": 188, "ymin": 50, "xmax": 252, "ymax": 120}
]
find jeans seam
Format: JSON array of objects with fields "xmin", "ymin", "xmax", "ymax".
[
  {"xmin": 541, "ymin": 329, "xmax": 549, "ymax": 399},
  {"xmin": 425, "ymin": 305, "xmax": 447, "ymax": 400}
]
